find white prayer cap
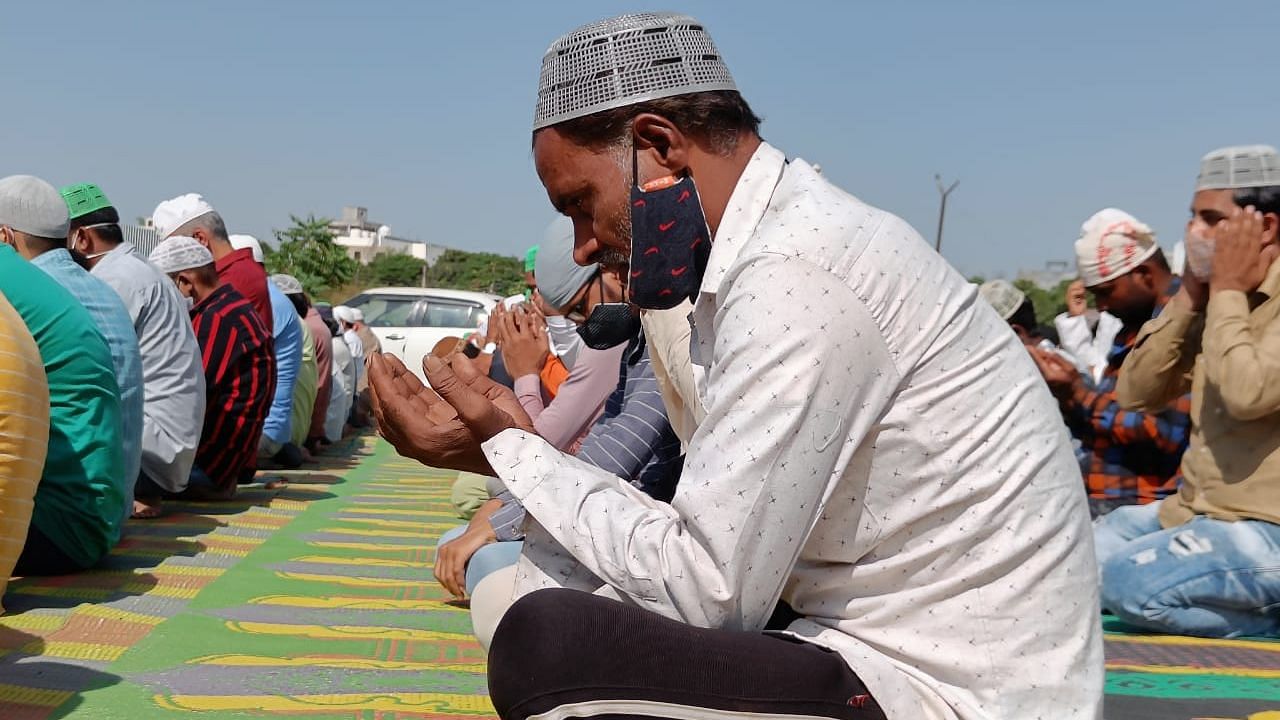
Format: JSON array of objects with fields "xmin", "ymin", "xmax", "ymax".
[
  {"xmin": 229, "ymin": 234, "xmax": 264, "ymax": 264},
  {"xmin": 0, "ymin": 175, "xmax": 70, "ymax": 239},
  {"xmin": 1197, "ymin": 145, "xmax": 1280, "ymax": 191},
  {"xmin": 270, "ymin": 273, "xmax": 303, "ymax": 295},
  {"xmin": 332, "ymin": 305, "xmax": 355, "ymax": 324},
  {"xmin": 1074, "ymin": 208, "xmax": 1159, "ymax": 288},
  {"xmin": 535, "ymin": 215, "xmax": 599, "ymax": 308},
  {"xmin": 349, "ymin": 307, "xmax": 365, "ymax": 322},
  {"xmin": 978, "ymin": 280, "xmax": 1026, "ymax": 322},
  {"xmin": 152, "ymin": 193, "xmax": 216, "ymax": 238},
  {"xmin": 532, "ymin": 13, "xmax": 738, "ymax": 131},
  {"xmin": 150, "ymin": 235, "xmax": 213, "ymax": 274}
]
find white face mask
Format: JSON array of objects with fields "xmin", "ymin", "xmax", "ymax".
[
  {"xmin": 545, "ymin": 314, "xmax": 585, "ymax": 369},
  {"xmin": 1184, "ymin": 229, "xmax": 1214, "ymax": 282}
]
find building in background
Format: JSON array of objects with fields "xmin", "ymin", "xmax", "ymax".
[
  {"xmin": 329, "ymin": 206, "xmax": 447, "ymax": 266},
  {"xmin": 126, "ymin": 224, "xmax": 164, "ymax": 259},
  {"xmin": 1017, "ymin": 260, "xmax": 1075, "ymax": 290}
]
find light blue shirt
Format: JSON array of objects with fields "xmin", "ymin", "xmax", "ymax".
[
  {"xmin": 92, "ymin": 243, "xmax": 206, "ymax": 493},
  {"xmin": 33, "ymin": 248, "xmax": 143, "ymax": 531},
  {"xmin": 261, "ymin": 281, "xmax": 303, "ymax": 445}
]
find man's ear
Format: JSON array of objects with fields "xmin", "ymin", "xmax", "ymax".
[
  {"xmin": 190, "ymin": 227, "xmax": 210, "ymax": 249},
  {"xmin": 1261, "ymin": 212, "xmax": 1280, "ymax": 246},
  {"xmin": 632, "ymin": 113, "xmax": 690, "ymax": 179}
]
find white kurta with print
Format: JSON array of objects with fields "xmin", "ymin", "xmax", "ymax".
[{"xmin": 483, "ymin": 142, "xmax": 1103, "ymax": 720}]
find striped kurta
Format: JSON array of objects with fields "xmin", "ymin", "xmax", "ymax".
[{"xmin": 191, "ymin": 284, "xmax": 276, "ymax": 491}]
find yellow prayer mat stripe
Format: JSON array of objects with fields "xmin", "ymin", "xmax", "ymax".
[
  {"xmin": 0, "ymin": 614, "xmax": 66, "ymax": 632},
  {"xmin": 291, "ymin": 555, "xmax": 433, "ymax": 569},
  {"xmin": 192, "ymin": 653, "xmax": 485, "ymax": 673},
  {"xmin": 1105, "ymin": 662, "xmax": 1280, "ymax": 679},
  {"xmin": 249, "ymin": 595, "xmax": 461, "ymax": 612},
  {"xmin": 75, "ymin": 604, "xmax": 166, "ymax": 625},
  {"xmin": 155, "ymin": 692, "xmax": 496, "ymax": 714},
  {"xmin": 36, "ymin": 641, "xmax": 127, "ymax": 662},
  {"xmin": 350, "ymin": 492, "xmax": 452, "ymax": 501},
  {"xmin": 320, "ymin": 527, "xmax": 429, "ymax": 539},
  {"xmin": 151, "ymin": 565, "xmax": 225, "ymax": 578},
  {"xmin": 139, "ymin": 585, "xmax": 201, "ymax": 599},
  {"xmin": 276, "ymin": 571, "xmax": 428, "ymax": 588},
  {"xmin": 342, "ymin": 507, "xmax": 461, "ymax": 519},
  {"xmin": 225, "ymin": 621, "xmax": 472, "ymax": 643},
  {"xmin": 0, "ymin": 683, "xmax": 74, "ymax": 708},
  {"xmin": 306, "ymin": 540, "xmax": 431, "ymax": 553},
  {"xmin": 332, "ymin": 517, "xmax": 456, "ymax": 530},
  {"xmin": 1105, "ymin": 633, "xmax": 1280, "ymax": 653}
]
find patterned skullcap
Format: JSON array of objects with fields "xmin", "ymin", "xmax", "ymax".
[
  {"xmin": 533, "ymin": 12, "xmax": 737, "ymax": 131},
  {"xmin": 1197, "ymin": 145, "xmax": 1280, "ymax": 191},
  {"xmin": 150, "ymin": 235, "xmax": 213, "ymax": 274},
  {"xmin": 1074, "ymin": 208, "xmax": 1159, "ymax": 288},
  {"xmin": 978, "ymin": 280, "xmax": 1026, "ymax": 322},
  {"xmin": 271, "ymin": 274, "xmax": 304, "ymax": 295}
]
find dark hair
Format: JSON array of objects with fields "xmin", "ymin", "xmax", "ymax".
[
  {"xmin": 1009, "ymin": 297, "xmax": 1038, "ymax": 334},
  {"xmin": 287, "ymin": 293, "xmax": 309, "ymax": 318},
  {"xmin": 69, "ymin": 206, "xmax": 124, "ymax": 246},
  {"xmin": 19, "ymin": 232, "xmax": 63, "ymax": 255},
  {"xmin": 547, "ymin": 90, "xmax": 761, "ymax": 155},
  {"xmin": 1233, "ymin": 185, "xmax": 1280, "ymax": 216}
]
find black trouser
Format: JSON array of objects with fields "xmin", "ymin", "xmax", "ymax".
[
  {"xmin": 12, "ymin": 523, "xmax": 86, "ymax": 576},
  {"xmin": 488, "ymin": 589, "xmax": 886, "ymax": 720}
]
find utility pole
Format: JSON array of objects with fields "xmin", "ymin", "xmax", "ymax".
[{"xmin": 934, "ymin": 174, "xmax": 960, "ymax": 254}]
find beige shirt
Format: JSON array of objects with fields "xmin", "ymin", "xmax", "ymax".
[
  {"xmin": 639, "ymin": 301, "xmax": 705, "ymax": 450},
  {"xmin": 484, "ymin": 142, "xmax": 1102, "ymax": 720},
  {"xmin": 1118, "ymin": 258, "xmax": 1280, "ymax": 527}
]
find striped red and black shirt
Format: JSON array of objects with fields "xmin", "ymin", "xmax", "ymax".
[{"xmin": 190, "ymin": 283, "xmax": 276, "ymax": 491}]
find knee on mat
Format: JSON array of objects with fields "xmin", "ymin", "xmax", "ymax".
[{"xmin": 487, "ymin": 589, "xmax": 590, "ymax": 705}]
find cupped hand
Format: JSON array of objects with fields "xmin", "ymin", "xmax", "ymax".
[
  {"xmin": 1211, "ymin": 206, "xmax": 1269, "ymax": 294},
  {"xmin": 367, "ymin": 352, "xmax": 493, "ymax": 474},
  {"xmin": 424, "ymin": 354, "xmax": 536, "ymax": 442},
  {"xmin": 495, "ymin": 308, "xmax": 550, "ymax": 378}
]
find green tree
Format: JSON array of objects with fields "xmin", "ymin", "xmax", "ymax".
[
  {"xmin": 428, "ymin": 249, "xmax": 525, "ymax": 296},
  {"xmin": 266, "ymin": 214, "xmax": 357, "ymax": 296},
  {"xmin": 1013, "ymin": 278, "xmax": 1074, "ymax": 326},
  {"xmin": 366, "ymin": 252, "xmax": 428, "ymax": 287}
]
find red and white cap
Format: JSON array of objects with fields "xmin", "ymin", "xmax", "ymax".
[{"xmin": 1074, "ymin": 208, "xmax": 1158, "ymax": 288}]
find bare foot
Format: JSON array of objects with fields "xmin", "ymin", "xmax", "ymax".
[
  {"xmin": 264, "ymin": 478, "xmax": 290, "ymax": 490},
  {"xmin": 132, "ymin": 498, "xmax": 164, "ymax": 519}
]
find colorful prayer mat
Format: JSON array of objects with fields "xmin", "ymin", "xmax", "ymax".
[
  {"xmin": 0, "ymin": 436, "xmax": 494, "ymax": 719},
  {"xmin": 2, "ymin": 436, "xmax": 1276, "ymax": 718}
]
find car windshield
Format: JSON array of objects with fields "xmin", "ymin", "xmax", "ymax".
[
  {"xmin": 346, "ymin": 295, "xmax": 419, "ymax": 327},
  {"xmin": 345, "ymin": 294, "xmax": 487, "ymax": 329}
]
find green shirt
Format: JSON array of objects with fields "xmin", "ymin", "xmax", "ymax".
[{"xmin": 0, "ymin": 244, "xmax": 125, "ymax": 567}]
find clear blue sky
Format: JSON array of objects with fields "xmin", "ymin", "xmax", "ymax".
[{"xmin": 2, "ymin": 1, "xmax": 1276, "ymax": 278}]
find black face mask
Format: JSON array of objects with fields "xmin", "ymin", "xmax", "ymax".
[
  {"xmin": 627, "ymin": 147, "xmax": 713, "ymax": 310},
  {"xmin": 576, "ymin": 301, "xmax": 641, "ymax": 350}
]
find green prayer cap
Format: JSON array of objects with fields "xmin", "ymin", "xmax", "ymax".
[
  {"xmin": 60, "ymin": 182, "xmax": 114, "ymax": 220},
  {"xmin": 524, "ymin": 245, "xmax": 539, "ymax": 273}
]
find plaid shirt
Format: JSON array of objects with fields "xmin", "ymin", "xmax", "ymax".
[{"xmin": 1060, "ymin": 280, "xmax": 1190, "ymax": 514}]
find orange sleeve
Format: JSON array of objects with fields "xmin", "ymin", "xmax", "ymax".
[{"xmin": 539, "ymin": 355, "xmax": 571, "ymax": 400}]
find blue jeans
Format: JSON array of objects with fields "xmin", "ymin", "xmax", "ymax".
[
  {"xmin": 437, "ymin": 525, "xmax": 524, "ymax": 597},
  {"xmin": 1095, "ymin": 503, "xmax": 1280, "ymax": 638}
]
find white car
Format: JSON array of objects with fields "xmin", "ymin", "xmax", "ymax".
[{"xmin": 342, "ymin": 287, "xmax": 500, "ymax": 383}]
